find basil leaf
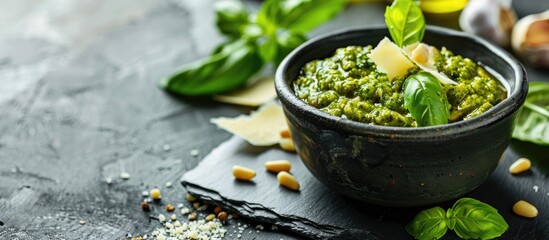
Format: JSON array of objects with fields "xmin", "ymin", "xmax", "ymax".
[
  {"xmin": 273, "ymin": 31, "xmax": 307, "ymax": 66},
  {"xmin": 258, "ymin": 0, "xmax": 346, "ymax": 34},
  {"xmin": 257, "ymin": 31, "xmax": 306, "ymax": 66},
  {"xmin": 385, "ymin": 0, "xmax": 425, "ymax": 47},
  {"xmin": 403, "ymin": 72, "xmax": 450, "ymax": 126},
  {"xmin": 161, "ymin": 40, "xmax": 264, "ymax": 96},
  {"xmin": 512, "ymin": 82, "xmax": 549, "ymax": 145},
  {"xmin": 258, "ymin": 35, "xmax": 278, "ymax": 63},
  {"xmin": 215, "ymin": 0, "xmax": 250, "ymax": 38},
  {"xmin": 405, "ymin": 207, "xmax": 448, "ymax": 240},
  {"xmin": 449, "ymin": 198, "xmax": 509, "ymax": 239}
]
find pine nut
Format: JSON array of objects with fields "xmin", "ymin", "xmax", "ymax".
[
  {"xmin": 509, "ymin": 158, "xmax": 531, "ymax": 174},
  {"xmin": 205, "ymin": 214, "xmax": 215, "ymax": 221},
  {"xmin": 186, "ymin": 193, "xmax": 196, "ymax": 202},
  {"xmin": 277, "ymin": 171, "xmax": 300, "ymax": 191},
  {"xmin": 265, "ymin": 160, "xmax": 292, "ymax": 173},
  {"xmin": 232, "ymin": 165, "xmax": 256, "ymax": 181},
  {"xmin": 280, "ymin": 129, "xmax": 291, "ymax": 138},
  {"xmin": 279, "ymin": 138, "xmax": 296, "ymax": 152},
  {"xmin": 512, "ymin": 200, "xmax": 538, "ymax": 218}
]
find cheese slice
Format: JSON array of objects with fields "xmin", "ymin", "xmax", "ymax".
[
  {"xmin": 368, "ymin": 37, "xmax": 415, "ymax": 80},
  {"xmin": 213, "ymin": 77, "xmax": 276, "ymax": 107},
  {"xmin": 211, "ymin": 102, "xmax": 288, "ymax": 146},
  {"xmin": 402, "ymin": 43, "xmax": 458, "ymax": 85}
]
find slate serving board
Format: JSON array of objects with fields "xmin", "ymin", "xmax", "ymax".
[{"xmin": 182, "ymin": 136, "xmax": 548, "ymax": 239}]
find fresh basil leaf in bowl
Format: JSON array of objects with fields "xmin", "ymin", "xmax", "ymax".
[
  {"xmin": 385, "ymin": 0, "xmax": 425, "ymax": 47},
  {"xmin": 403, "ymin": 72, "xmax": 450, "ymax": 126}
]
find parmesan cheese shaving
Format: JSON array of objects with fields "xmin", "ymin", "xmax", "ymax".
[
  {"xmin": 368, "ymin": 37, "xmax": 415, "ymax": 80},
  {"xmin": 211, "ymin": 102, "xmax": 288, "ymax": 146},
  {"xmin": 213, "ymin": 77, "xmax": 276, "ymax": 107},
  {"xmin": 402, "ymin": 43, "xmax": 458, "ymax": 85}
]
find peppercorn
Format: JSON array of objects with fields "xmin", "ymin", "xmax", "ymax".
[
  {"xmin": 214, "ymin": 206, "xmax": 223, "ymax": 214},
  {"xmin": 141, "ymin": 202, "xmax": 150, "ymax": 211},
  {"xmin": 217, "ymin": 212, "xmax": 228, "ymax": 222}
]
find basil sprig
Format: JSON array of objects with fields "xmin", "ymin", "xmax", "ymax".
[
  {"xmin": 406, "ymin": 198, "xmax": 509, "ymax": 240},
  {"xmin": 385, "ymin": 0, "xmax": 425, "ymax": 47},
  {"xmin": 215, "ymin": 0, "xmax": 250, "ymax": 39},
  {"xmin": 161, "ymin": 0, "xmax": 346, "ymax": 96},
  {"xmin": 160, "ymin": 39, "xmax": 263, "ymax": 96},
  {"xmin": 512, "ymin": 82, "xmax": 549, "ymax": 145},
  {"xmin": 403, "ymin": 72, "xmax": 450, "ymax": 126}
]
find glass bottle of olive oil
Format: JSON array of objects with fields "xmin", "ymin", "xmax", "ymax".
[
  {"xmin": 419, "ymin": 0, "xmax": 468, "ymax": 14},
  {"xmin": 420, "ymin": 0, "xmax": 469, "ymax": 30}
]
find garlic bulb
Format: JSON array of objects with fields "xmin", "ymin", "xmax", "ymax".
[
  {"xmin": 512, "ymin": 10, "xmax": 549, "ymax": 68},
  {"xmin": 459, "ymin": 0, "xmax": 517, "ymax": 47}
]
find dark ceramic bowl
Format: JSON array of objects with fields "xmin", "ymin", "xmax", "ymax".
[{"xmin": 275, "ymin": 26, "xmax": 527, "ymax": 207}]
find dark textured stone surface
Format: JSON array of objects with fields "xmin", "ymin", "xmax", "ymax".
[
  {"xmin": 0, "ymin": 0, "xmax": 548, "ymax": 239},
  {"xmin": 183, "ymin": 136, "xmax": 549, "ymax": 240}
]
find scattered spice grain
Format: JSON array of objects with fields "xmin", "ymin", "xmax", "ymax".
[
  {"xmin": 214, "ymin": 206, "xmax": 223, "ymax": 214},
  {"xmin": 186, "ymin": 193, "xmax": 196, "ymax": 202},
  {"xmin": 165, "ymin": 204, "xmax": 175, "ymax": 212},
  {"xmin": 217, "ymin": 212, "xmax": 228, "ymax": 222},
  {"xmin": 150, "ymin": 188, "xmax": 161, "ymax": 200},
  {"xmin": 188, "ymin": 212, "xmax": 197, "ymax": 221},
  {"xmin": 141, "ymin": 201, "xmax": 151, "ymax": 211},
  {"xmin": 120, "ymin": 172, "xmax": 131, "ymax": 180}
]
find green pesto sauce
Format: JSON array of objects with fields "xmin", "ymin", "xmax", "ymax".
[{"xmin": 293, "ymin": 46, "xmax": 507, "ymax": 127}]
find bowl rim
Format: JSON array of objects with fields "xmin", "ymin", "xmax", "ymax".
[{"xmin": 275, "ymin": 25, "xmax": 528, "ymax": 139}]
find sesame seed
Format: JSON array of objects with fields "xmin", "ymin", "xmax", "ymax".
[
  {"xmin": 120, "ymin": 172, "xmax": 131, "ymax": 180},
  {"xmin": 190, "ymin": 149, "xmax": 199, "ymax": 157}
]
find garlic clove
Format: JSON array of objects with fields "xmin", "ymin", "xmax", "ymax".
[
  {"xmin": 512, "ymin": 10, "xmax": 549, "ymax": 68},
  {"xmin": 459, "ymin": 0, "xmax": 517, "ymax": 47}
]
